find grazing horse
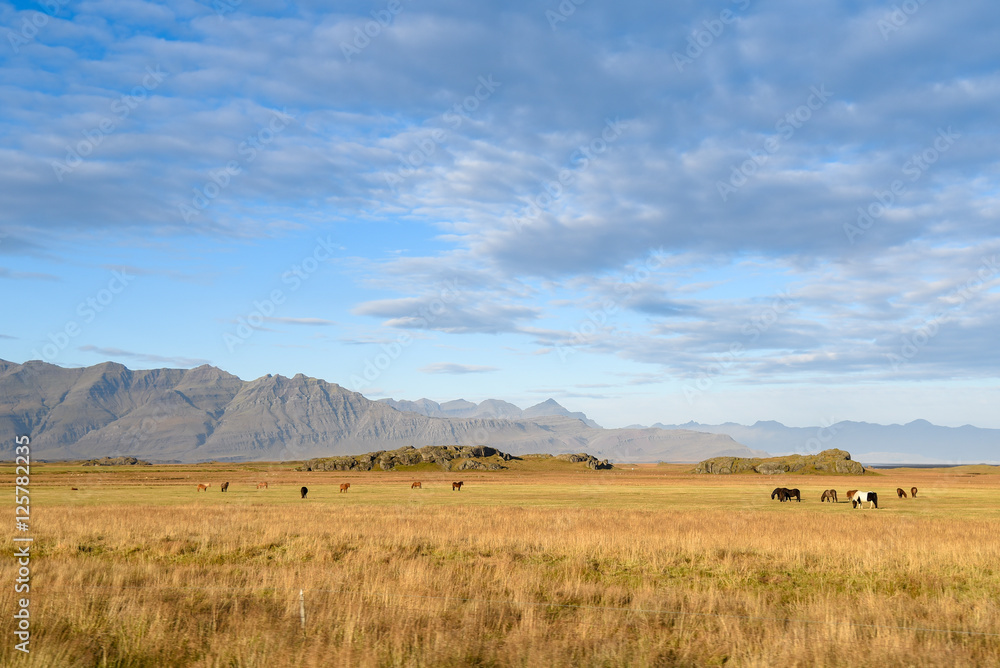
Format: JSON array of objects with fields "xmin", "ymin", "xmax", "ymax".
[
  {"xmin": 896, "ymin": 487, "xmax": 907, "ymax": 498},
  {"xmin": 411, "ymin": 481, "xmax": 422, "ymax": 489},
  {"xmin": 340, "ymin": 483, "xmax": 350, "ymax": 493},
  {"xmin": 821, "ymin": 489, "xmax": 837, "ymax": 503},
  {"xmin": 197, "ymin": 484, "xmax": 209, "ymax": 492},
  {"xmin": 257, "ymin": 482, "xmax": 268, "ymax": 490},
  {"xmin": 852, "ymin": 491, "xmax": 878, "ymax": 509},
  {"xmin": 846, "ymin": 490, "xmax": 858, "ymax": 502},
  {"xmin": 300, "ymin": 486, "xmax": 308, "ymax": 499},
  {"xmin": 911, "ymin": 487, "xmax": 918, "ymax": 498},
  {"xmin": 786, "ymin": 488, "xmax": 801, "ymax": 502},
  {"xmin": 452, "ymin": 481, "xmax": 463, "ymax": 491},
  {"xmin": 220, "ymin": 482, "xmax": 230, "ymax": 492},
  {"xmin": 771, "ymin": 487, "xmax": 789, "ymax": 501}
]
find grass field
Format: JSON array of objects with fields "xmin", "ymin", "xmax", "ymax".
[{"xmin": 4, "ymin": 461, "xmax": 1000, "ymax": 666}]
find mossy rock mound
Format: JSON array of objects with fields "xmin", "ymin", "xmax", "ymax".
[
  {"xmin": 694, "ymin": 449, "xmax": 865, "ymax": 475},
  {"xmin": 302, "ymin": 445, "xmax": 512, "ymax": 472},
  {"xmin": 82, "ymin": 456, "xmax": 151, "ymax": 466},
  {"xmin": 555, "ymin": 453, "xmax": 612, "ymax": 469}
]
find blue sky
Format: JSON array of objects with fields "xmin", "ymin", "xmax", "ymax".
[{"xmin": 2, "ymin": 0, "xmax": 999, "ymax": 429}]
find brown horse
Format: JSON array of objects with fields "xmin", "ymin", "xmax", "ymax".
[
  {"xmin": 786, "ymin": 488, "xmax": 801, "ymax": 502},
  {"xmin": 257, "ymin": 482, "xmax": 268, "ymax": 490},
  {"xmin": 300, "ymin": 486, "xmax": 308, "ymax": 499},
  {"xmin": 452, "ymin": 481, "xmax": 463, "ymax": 491},
  {"xmin": 846, "ymin": 489, "xmax": 858, "ymax": 501},
  {"xmin": 896, "ymin": 487, "xmax": 907, "ymax": 498},
  {"xmin": 911, "ymin": 487, "xmax": 918, "ymax": 498},
  {"xmin": 197, "ymin": 483, "xmax": 209, "ymax": 492},
  {"xmin": 340, "ymin": 483, "xmax": 350, "ymax": 493},
  {"xmin": 821, "ymin": 489, "xmax": 838, "ymax": 503},
  {"xmin": 411, "ymin": 481, "xmax": 422, "ymax": 489},
  {"xmin": 220, "ymin": 482, "xmax": 230, "ymax": 492}
]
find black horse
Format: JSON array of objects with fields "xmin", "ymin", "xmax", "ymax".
[
  {"xmin": 300, "ymin": 486, "xmax": 308, "ymax": 499},
  {"xmin": 771, "ymin": 487, "xmax": 790, "ymax": 502},
  {"xmin": 786, "ymin": 488, "xmax": 801, "ymax": 502}
]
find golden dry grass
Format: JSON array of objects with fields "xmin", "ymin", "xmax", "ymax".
[{"xmin": 3, "ymin": 462, "xmax": 1000, "ymax": 666}]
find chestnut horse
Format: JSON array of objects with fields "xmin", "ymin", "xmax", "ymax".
[
  {"xmin": 257, "ymin": 482, "xmax": 268, "ymax": 490},
  {"xmin": 911, "ymin": 487, "xmax": 918, "ymax": 498},
  {"xmin": 300, "ymin": 486, "xmax": 308, "ymax": 499},
  {"xmin": 340, "ymin": 483, "xmax": 350, "ymax": 493},
  {"xmin": 197, "ymin": 483, "xmax": 209, "ymax": 492},
  {"xmin": 896, "ymin": 487, "xmax": 907, "ymax": 498},
  {"xmin": 452, "ymin": 481, "xmax": 463, "ymax": 491},
  {"xmin": 846, "ymin": 489, "xmax": 858, "ymax": 502},
  {"xmin": 411, "ymin": 482, "xmax": 422, "ymax": 489},
  {"xmin": 220, "ymin": 482, "xmax": 230, "ymax": 492}
]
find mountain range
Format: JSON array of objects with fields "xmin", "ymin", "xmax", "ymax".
[
  {"xmin": 648, "ymin": 420, "xmax": 1000, "ymax": 465},
  {"xmin": 378, "ymin": 397, "xmax": 602, "ymax": 428},
  {"xmin": 0, "ymin": 359, "xmax": 754, "ymax": 463}
]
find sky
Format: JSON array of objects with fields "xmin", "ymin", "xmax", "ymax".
[{"xmin": 1, "ymin": 0, "xmax": 999, "ymax": 430}]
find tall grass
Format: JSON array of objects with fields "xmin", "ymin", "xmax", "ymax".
[{"xmin": 3, "ymin": 468, "xmax": 999, "ymax": 666}]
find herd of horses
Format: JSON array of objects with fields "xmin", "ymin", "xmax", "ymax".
[
  {"xmin": 193, "ymin": 481, "xmax": 919, "ymax": 506},
  {"xmin": 196, "ymin": 481, "xmax": 465, "ymax": 495},
  {"xmin": 772, "ymin": 486, "xmax": 918, "ymax": 509}
]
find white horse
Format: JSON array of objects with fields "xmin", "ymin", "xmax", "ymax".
[{"xmin": 852, "ymin": 491, "xmax": 878, "ymax": 509}]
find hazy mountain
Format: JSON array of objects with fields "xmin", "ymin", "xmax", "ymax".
[
  {"xmin": 1, "ymin": 359, "xmax": 754, "ymax": 463},
  {"xmin": 650, "ymin": 420, "xmax": 1000, "ymax": 464},
  {"xmin": 378, "ymin": 396, "xmax": 601, "ymax": 427}
]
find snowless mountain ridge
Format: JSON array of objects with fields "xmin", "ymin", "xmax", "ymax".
[{"xmin": 0, "ymin": 359, "xmax": 755, "ymax": 463}]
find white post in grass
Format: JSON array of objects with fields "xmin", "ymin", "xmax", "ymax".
[{"xmin": 299, "ymin": 589, "xmax": 306, "ymax": 631}]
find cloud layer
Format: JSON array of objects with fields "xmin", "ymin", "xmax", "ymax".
[{"xmin": 2, "ymin": 0, "xmax": 999, "ymax": 426}]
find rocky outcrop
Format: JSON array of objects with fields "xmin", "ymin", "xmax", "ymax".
[
  {"xmin": 81, "ymin": 456, "xmax": 151, "ymax": 466},
  {"xmin": 694, "ymin": 449, "xmax": 866, "ymax": 475},
  {"xmin": 302, "ymin": 445, "xmax": 510, "ymax": 472},
  {"xmin": 302, "ymin": 446, "xmax": 615, "ymax": 472},
  {"xmin": 555, "ymin": 453, "xmax": 612, "ymax": 469}
]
